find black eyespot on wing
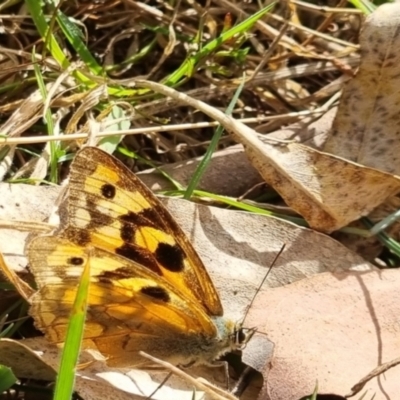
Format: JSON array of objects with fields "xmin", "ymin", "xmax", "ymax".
[
  {"xmin": 116, "ymin": 244, "xmax": 162, "ymax": 275},
  {"xmin": 101, "ymin": 183, "xmax": 116, "ymax": 199},
  {"xmin": 68, "ymin": 257, "xmax": 84, "ymax": 266},
  {"xmin": 155, "ymin": 242, "xmax": 185, "ymax": 272},
  {"xmin": 141, "ymin": 286, "xmax": 170, "ymax": 302}
]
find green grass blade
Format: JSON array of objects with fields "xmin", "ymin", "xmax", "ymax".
[
  {"xmin": 163, "ymin": 188, "xmax": 309, "ymax": 226},
  {"xmin": 361, "ymin": 217, "xmax": 400, "ymax": 258},
  {"xmin": 0, "ymin": 365, "xmax": 17, "ymax": 391},
  {"xmin": 32, "ymin": 48, "xmax": 58, "ymax": 183},
  {"xmin": 55, "ymin": 10, "xmax": 103, "ymax": 75},
  {"xmin": 25, "ymin": 0, "xmax": 69, "ymax": 69},
  {"xmin": 348, "ymin": 0, "xmax": 376, "ymax": 14},
  {"xmin": 53, "ymin": 250, "xmax": 91, "ymax": 400},
  {"xmin": 0, "ymin": 299, "xmax": 29, "ymax": 338},
  {"xmin": 163, "ymin": 4, "xmax": 275, "ymax": 85},
  {"xmin": 184, "ymin": 76, "xmax": 246, "ymax": 199},
  {"xmin": 25, "ymin": 0, "xmax": 95, "ymax": 87}
]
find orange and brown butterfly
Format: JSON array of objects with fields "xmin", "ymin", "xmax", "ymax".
[{"xmin": 27, "ymin": 147, "xmax": 248, "ymax": 367}]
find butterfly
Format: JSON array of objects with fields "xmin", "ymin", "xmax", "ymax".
[{"xmin": 27, "ymin": 147, "xmax": 248, "ymax": 368}]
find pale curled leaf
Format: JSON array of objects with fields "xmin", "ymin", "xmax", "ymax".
[
  {"xmin": 162, "ymin": 196, "xmax": 375, "ymax": 312},
  {"xmin": 244, "ymin": 138, "xmax": 400, "ymax": 232},
  {"xmin": 324, "ymin": 2, "xmax": 400, "ymax": 175}
]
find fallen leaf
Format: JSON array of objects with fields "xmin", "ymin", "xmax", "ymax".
[
  {"xmin": 245, "ymin": 269, "xmax": 400, "ymax": 400},
  {"xmin": 244, "ymin": 139, "xmax": 400, "ymax": 232},
  {"xmin": 324, "ymin": 2, "xmax": 400, "ymax": 175}
]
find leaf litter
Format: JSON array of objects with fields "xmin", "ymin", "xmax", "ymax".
[{"xmin": 1, "ymin": 1, "xmax": 400, "ymax": 400}]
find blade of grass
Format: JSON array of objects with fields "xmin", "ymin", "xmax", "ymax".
[
  {"xmin": 0, "ymin": 301, "xmax": 29, "ymax": 339},
  {"xmin": 348, "ymin": 0, "xmax": 376, "ymax": 14},
  {"xmin": 25, "ymin": 0, "xmax": 96, "ymax": 88},
  {"xmin": 117, "ymin": 147, "xmax": 185, "ymax": 191},
  {"xmin": 164, "ymin": 188, "xmax": 309, "ymax": 227},
  {"xmin": 0, "ymin": 365, "xmax": 17, "ymax": 392},
  {"xmin": 368, "ymin": 209, "xmax": 400, "ymax": 237},
  {"xmin": 361, "ymin": 217, "xmax": 400, "ymax": 258},
  {"xmin": 163, "ymin": 4, "xmax": 275, "ymax": 86},
  {"xmin": 183, "ymin": 76, "xmax": 245, "ymax": 199},
  {"xmin": 32, "ymin": 48, "xmax": 58, "ymax": 183},
  {"xmin": 55, "ymin": 10, "xmax": 103, "ymax": 76},
  {"xmin": 25, "ymin": 0, "xmax": 69, "ymax": 69},
  {"xmin": 53, "ymin": 249, "xmax": 91, "ymax": 400},
  {"xmin": 105, "ymin": 38, "xmax": 158, "ymax": 72}
]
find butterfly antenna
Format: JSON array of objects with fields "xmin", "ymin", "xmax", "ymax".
[{"xmin": 241, "ymin": 243, "xmax": 286, "ymax": 327}]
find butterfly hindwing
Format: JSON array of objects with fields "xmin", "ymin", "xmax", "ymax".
[{"xmin": 28, "ymin": 235, "xmax": 218, "ymax": 365}]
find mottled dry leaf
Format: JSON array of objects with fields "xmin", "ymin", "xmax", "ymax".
[
  {"xmin": 244, "ymin": 138, "xmax": 400, "ymax": 232},
  {"xmin": 267, "ymin": 107, "xmax": 338, "ymax": 149},
  {"xmin": 324, "ymin": 2, "xmax": 400, "ymax": 174},
  {"xmin": 140, "ymin": 108, "xmax": 338, "ymax": 196},
  {"xmin": 245, "ymin": 269, "xmax": 400, "ymax": 400}
]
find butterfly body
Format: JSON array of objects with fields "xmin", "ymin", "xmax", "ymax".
[{"xmin": 28, "ymin": 147, "xmax": 246, "ymax": 367}]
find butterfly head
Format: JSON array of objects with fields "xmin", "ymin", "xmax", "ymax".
[
  {"xmin": 233, "ymin": 323, "xmax": 256, "ymax": 351},
  {"xmin": 205, "ymin": 317, "xmax": 254, "ymax": 363}
]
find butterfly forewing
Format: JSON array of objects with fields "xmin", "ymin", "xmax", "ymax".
[{"xmin": 62, "ymin": 148, "xmax": 222, "ymax": 316}]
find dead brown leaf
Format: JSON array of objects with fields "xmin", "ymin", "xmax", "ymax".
[
  {"xmin": 245, "ymin": 139, "xmax": 400, "ymax": 232},
  {"xmin": 324, "ymin": 2, "xmax": 400, "ymax": 175},
  {"xmin": 245, "ymin": 269, "xmax": 400, "ymax": 400}
]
